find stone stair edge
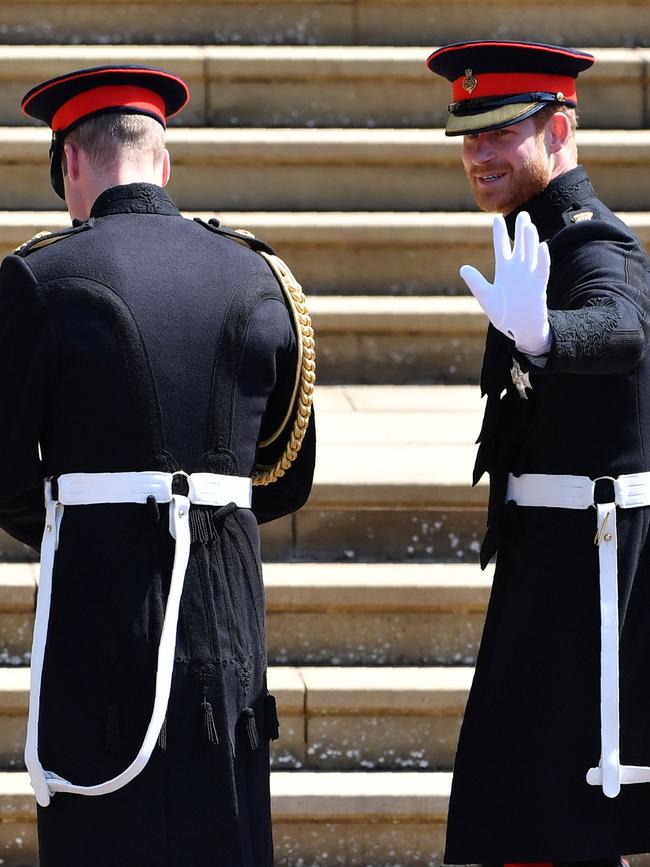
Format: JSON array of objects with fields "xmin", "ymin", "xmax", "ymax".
[
  {"xmin": 264, "ymin": 563, "xmax": 492, "ymax": 611},
  {"xmin": 271, "ymin": 769, "xmax": 451, "ymax": 821},
  {"xmin": 6, "ymin": 0, "xmax": 650, "ymax": 6},
  {"xmin": 0, "ymin": 770, "xmax": 454, "ymax": 823},
  {"xmin": 0, "ymin": 559, "xmax": 493, "ymax": 611},
  {"xmin": 1, "ymin": 211, "xmax": 649, "ymax": 244},
  {"xmin": 0, "ymin": 665, "xmax": 474, "ymax": 716},
  {"xmin": 0, "ymin": 0, "xmax": 647, "ymax": 52},
  {"xmin": 312, "ymin": 295, "xmax": 486, "ymax": 333},
  {"xmin": 306, "ymin": 481, "xmax": 487, "ymax": 509},
  {"xmin": 1, "ymin": 127, "xmax": 650, "ymax": 160},
  {"xmin": 0, "ymin": 45, "xmax": 646, "ymax": 75},
  {"xmin": 0, "ymin": 564, "xmax": 36, "ymax": 613},
  {"xmin": 296, "ymin": 665, "xmax": 473, "ymax": 715}
]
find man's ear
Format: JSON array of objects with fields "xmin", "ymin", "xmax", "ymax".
[
  {"xmin": 546, "ymin": 111, "xmax": 571, "ymax": 155},
  {"xmin": 161, "ymin": 149, "xmax": 171, "ymax": 187},
  {"xmin": 62, "ymin": 141, "xmax": 80, "ymax": 181}
]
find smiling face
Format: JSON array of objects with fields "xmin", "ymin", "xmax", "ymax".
[{"xmin": 462, "ymin": 116, "xmax": 552, "ymax": 214}]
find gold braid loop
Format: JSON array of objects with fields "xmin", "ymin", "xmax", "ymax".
[
  {"xmin": 13, "ymin": 231, "xmax": 53, "ymax": 255},
  {"xmin": 252, "ymin": 252, "xmax": 315, "ymax": 486}
]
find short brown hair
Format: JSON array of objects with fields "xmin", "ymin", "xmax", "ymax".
[
  {"xmin": 533, "ymin": 103, "xmax": 578, "ymax": 134},
  {"xmin": 62, "ymin": 112, "xmax": 165, "ymax": 174}
]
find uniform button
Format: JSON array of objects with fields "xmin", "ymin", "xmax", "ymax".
[
  {"xmin": 604, "ymin": 533, "xmax": 612, "ymax": 542},
  {"xmin": 46, "ymin": 525, "xmax": 52, "ymax": 533},
  {"xmin": 178, "ymin": 508, "xmax": 186, "ymax": 517}
]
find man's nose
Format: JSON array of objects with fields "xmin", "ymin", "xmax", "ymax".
[{"xmin": 469, "ymin": 136, "xmax": 496, "ymax": 165}]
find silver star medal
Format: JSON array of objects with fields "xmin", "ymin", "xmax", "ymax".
[{"xmin": 510, "ymin": 359, "xmax": 532, "ymax": 400}]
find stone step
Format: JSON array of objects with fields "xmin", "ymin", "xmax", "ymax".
[
  {"xmin": 2, "ymin": 211, "xmax": 649, "ymax": 296},
  {"xmin": 0, "ymin": 0, "xmax": 647, "ymax": 47},
  {"xmin": 0, "ymin": 565, "xmax": 36, "ymax": 665},
  {"xmin": 1, "ymin": 770, "xmax": 648, "ymax": 866},
  {"xmin": 1, "ymin": 129, "xmax": 650, "ymax": 211},
  {"xmin": 266, "ymin": 562, "xmax": 490, "ymax": 666},
  {"xmin": 292, "ymin": 665, "xmax": 473, "ymax": 771},
  {"xmin": 313, "ymin": 295, "xmax": 486, "ymax": 383},
  {"xmin": 264, "ymin": 384, "xmax": 484, "ymax": 561},
  {"xmin": 0, "ymin": 561, "xmax": 491, "ymax": 666},
  {"xmin": 0, "ymin": 386, "xmax": 487, "ymax": 562},
  {"xmin": 1, "ymin": 46, "xmax": 648, "ymax": 129},
  {"xmin": 0, "ymin": 664, "xmax": 475, "ymax": 772},
  {"xmin": 0, "ymin": 770, "xmax": 454, "ymax": 866}
]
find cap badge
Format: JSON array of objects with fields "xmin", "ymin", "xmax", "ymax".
[
  {"xmin": 462, "ymin": 69, "xmax": 478, "ymax": 94},
  {"xmin": 556, "ymin": 91, "xmax": 566, "ymax": 103}
]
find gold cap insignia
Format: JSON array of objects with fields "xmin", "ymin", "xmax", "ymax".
[
  {"xmin": 556, "ymin": 91, "xmax": 566, "ymax": 103},
  {"xmin": 462, "ymin": 69, "xmax": 478, "ymax": 94}
]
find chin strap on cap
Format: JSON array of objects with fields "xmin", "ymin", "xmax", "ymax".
[{"xmin": 49, "ymin": 133, "xmax": 65, "ymax": 200}]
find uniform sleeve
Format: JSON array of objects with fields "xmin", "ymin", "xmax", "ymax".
[
  {"xmin": 251, "ymin": 292, "xmax": 316, "ymax": 526},
  {"xmin": 0, "ymin": 255, "xmax": 54, "ymax": 551},
  {"xmin": 534, "ymin": 221, "xmax": 650, "ymax": 375}
]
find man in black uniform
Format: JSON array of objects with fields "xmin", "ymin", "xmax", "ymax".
[
  {"xmin": 427, "ymin": 42, "xmax": 650, "ymax": 864},
  {"xmin": 0, "ymin": 65, "xmax": 315, "ymax": 866}
]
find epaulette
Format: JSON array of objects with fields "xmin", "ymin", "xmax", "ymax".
[
  {"xmin": 193, "ymin": 217, "xmax": 275, "ymax": 255},
  {"xmin": 13, "ymin": 221, "xmax": 93, "ymax": 257}
]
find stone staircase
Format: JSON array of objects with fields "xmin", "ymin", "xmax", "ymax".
[{"xmin": 0, "ymin": 3, "xmax": 648, "ymax": 865}]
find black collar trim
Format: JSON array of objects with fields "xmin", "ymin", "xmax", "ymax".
[
  {"xmin": 505, "ymin": 165, "xmax": 595, "ymax": 241},
  {"xmin": 90, "ymin": 183, "xmax": 180, "ymax": 218}
]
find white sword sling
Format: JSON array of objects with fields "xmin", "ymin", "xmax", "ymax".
[
  {"xmin": 26, "ymin": 470, "xmax": 252, "ymax": 808},
  {"xmin": 506, "ymin": 471, "xmax": 650, "ymax": 798}
]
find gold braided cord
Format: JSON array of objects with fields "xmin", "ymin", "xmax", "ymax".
[
  {"xmin": 13, "ymin": 231, "xmax": 53, "ymax": 255},
  {"xmin": 252, "ymin": 252, "xmax": 315, "ymax": 486}
]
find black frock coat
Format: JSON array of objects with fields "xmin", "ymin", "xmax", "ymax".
[
  {"xmin": 444, "ymin": 166, "xmax": 650, "ymax": 864},
  {"xmin": 0, "ymin": 183, "xmax": 316, "ymax": 867}
]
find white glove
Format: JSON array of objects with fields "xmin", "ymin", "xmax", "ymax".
[{"xmin": 460, "ymin": 211, "xmax": 552, "ymax": 356}]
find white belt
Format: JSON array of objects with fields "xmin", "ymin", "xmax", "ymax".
[
  {"xmin": 506, "ymin": 471, "xmax": 650, "ymax": 799},
  {"xmin": 26, "ymin": 470, "xmax": 252, "ymax": 808}
]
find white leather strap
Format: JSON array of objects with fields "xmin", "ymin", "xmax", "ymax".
[
  {"xmin": 26, "ymin": 471, "xmax": 251, "ymax": 807},
  {"xmin": 506, "ymin": 471, "xmax": 650, "ymax": 799},
  {"xmin": 57, "ymin": 471, "xmax": 252, "ymax": 509},
  {"xmin": 506, "ymin": 472, "xmax": 596, "ymax": 509},
  {"xmin": 594, "ymin": 501, "xmax": 620, "ymax": 798},
  {"xmin": 588, "ymin": 765, "xmax": 650, "ymax": 785},
  {"xmin": 506, "ymin": 471, "xmax": 650, "ymax": 511},
  {"xmin": 24, "ymin": 483, "xmax": 61, "ymax": 808}
]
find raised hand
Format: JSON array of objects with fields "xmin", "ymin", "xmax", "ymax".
[{"xmin": 461, "ymin": 211, "xmax": 552, "ymax": 356}]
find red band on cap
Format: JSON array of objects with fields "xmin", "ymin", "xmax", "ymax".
[
  {"xmin": 452, "ymin": 72, "xmax": 577, "ymax": 103},
  {"xmin": 51, "ymin": 85, "xmax": 167, "ymax": 133}
]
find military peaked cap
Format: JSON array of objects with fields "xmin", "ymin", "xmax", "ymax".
[
  {"xmin": 427, "ymin": 41, "xmax": 595, "ymax": 136},
  {"xmin": 21, "ymin": 65, "xmax": 190, "ymax": 199}
]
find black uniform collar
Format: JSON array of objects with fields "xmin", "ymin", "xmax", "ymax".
[
  {"xmin": 505, "ymin": 165, "xmax": 595, "ymax": 241},
  {"xmin": 90, "ymin": 183, "xmax": 181, "ymax": 218}
]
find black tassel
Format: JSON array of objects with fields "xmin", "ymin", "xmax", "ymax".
[
  {"xmin": 264, "ymin": 694, "xmax": 280, "ymax": 742},
  {"xmin": 157, "ymin": 716, "xmax": 167, "ymax": 752},
  {"xmin": 189, "ymin": 501, "xmax": 239, "ymax": 544},
  {"xmin": 201, "ymin": 697, "xmax": 219, "ymax": 745},
  {"xmin": 189, "ymin": 508, "xmax": 212, "ymax": 544},
  {"xmin": 146, "ymin": 495, "xmax": 160, "ymax": 527},
  {"xmin": 243, "ymin": 707, "xmax": 260, "ymax": 751},
  {"xmin": 105, "ymin": 700, "xmax": 120, "ymax": 754}
]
